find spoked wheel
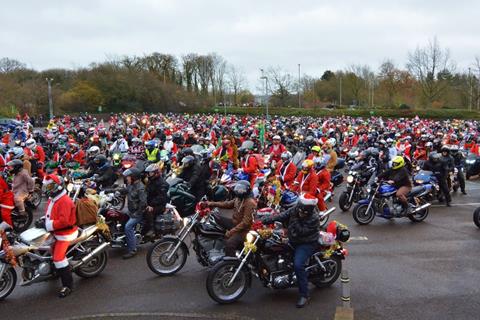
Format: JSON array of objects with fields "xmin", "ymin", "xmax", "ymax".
[
  {"xmin": 473, "ymin": 207, "xmax": 480, "ymax": 228},
  {"xmin": 310, "ymin": 256, "xmax": 342, "ymax": 288},
  {"xmin": 30, "ymin": 188, "xmax": 42, "ymax": 208},
  {"xmin": 352, "ymin": 203, "xmax": 375, "ymax": 225},
  {"xmin": 12, "ymin": 208, "xmax": 33, "ymax": 233},
  {"xmin": 146, "ymin": 238, "xmax": 188, "ymax": 276},
  {"xmin": 74, "ymin": 238, "xmax": 108, "ymax": 278},
  {"xmin": 408, "ymin": 198, "xmax": 429, "ymax": 222},
  {"xmin": 206, "ymin": 260, "xmax": 250, "ymax": 304},
  {"xmin": 339, "ymin": 192, "xmax": 352, "ymax": 212},
  {"xmin": 0, "ymin": 267, "xmax": 17, "ymax": 300}
]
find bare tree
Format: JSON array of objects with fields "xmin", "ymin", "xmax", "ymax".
[
  {"xmin": 378, "ymin": 60, "xmax": 403, "ymax": 106},
  {"xmin": 265, "ymin": 67, "xmax": 294, "ymax": 107},
  {"xmin": 474, "ymin": 56, "xmax": 480, "ymax": 109},
  {"xmin": 407, "ymin": 37, "xmax": 455, "ymax": 106},
  {"xmin": 227, "ymin": 64, "xmax": 246, "ymax": 105},
  {"xmin": 195, "ymin": 55, "xmax": 214, "ymax": 96},
  {"xmin": 182, "ymin": 53, "xmax": 198, "ymax": 92},
  {"xmin": 0, "ymin": 57, "xmax": 26, "ymax": 73},
  {"xmin": 210, "ymin": 53, "xmax": 227, "ymax": 104}
]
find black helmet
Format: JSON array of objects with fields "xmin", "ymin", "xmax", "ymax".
[
  {"xmin": 212, "ymin": 185, "xmax": 228, "ymax": 201},
  {"xmin": 123, "ymin": 167, "xmax": 141, "ymax": 179},
  {"xmin": 182, "ymin": 147, "xmax": 194, "ymax": 157},
  {"xmin": 429, "ymin": 152, "xmax": 441, "ymax": 162},
  {"xmin": 233, "ymin": 180, "xmax": 251, "ymax": 199},
  {"xmin": 94, "ymin": 154, "xmax": 108, "ymax": 166},
  {"xmin": 238, "ymin": 147, "xmax": 248, "ymax": 157},
  {"xmin": 441, "ymin": 146, "xmax": 450, "ymax": 154},
  {"xmin": 181, "ymin": 155, "xmax": 195, "ymax": 168},
  {"xmin": 7, "ymin": 159, "xmax": 23, "ymax": 174}
]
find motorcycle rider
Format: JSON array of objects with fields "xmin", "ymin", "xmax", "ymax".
[
  {"xmin": 24, "ymin": 138, "xmax": 46, "ymax": 179},
  {"xmin": 87, "ymin": 155, "xmax": 117, "ymax": 188},
  {"xmin": 268, "ymin": 135, "xmax": 286, "ymax": 163},
  {"xmin": 0, "ymin": 174, "xmax": 14, "ymax": 231},
  {"xmin": 144, "ymin": 163, "xmax": 169, "ymax": 238},
  {"xmin": 239, "ymin": 145, "xmax": 259, "ymax": 187},
  {"xmin": 121, "ymin": 168, "xmax": 147, "ymax": 259},
  {"xmin": 205, "ymin": 180, "xmax": 255, "ymax": 257},
  {"xmin": 8, "ymin": 159, "xmax": 34, "ymax": 217},
  {"xmin": 377, "ymin": 156, "xmax": 413, "ymax": 214},
  {"xmin": 261, "ymin": 194, "xmax": 320, "ymax": 308},
  {"xmin": 276, "ymin": 151, "xmax": 297, "ymax": 189},
  {"xmin": 324, "ymin": 139, "xmax": 338, "ymax": 172},
  {"xmin": 178, "ymin": 155, "xmax": 205, "ymax": 200},
  {"xmin": 441, "ymin": 145, "xmax": 455, "ymax": 190},
  {"xmin": 145, "ymin": 140, "xmax": 160, "ymax": 163},
  {"xmin": 423, "ymin": 152, "xmax": 452, "ymax": 206},
  {"xmin": 109, "ymin": 135, "xmax": 129, "ymax": 154},
  {"xmin": 35, "ymin": 174, "xmax": 77, "ymax": 298},
  {"xmin": 450, "ymin": 145, "xmax": 467, "ymax": 194}
]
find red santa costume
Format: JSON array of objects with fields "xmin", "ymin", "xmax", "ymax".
[{"xmin": 0, "ymin": 176, "xmax": 14, "ymax": 230}]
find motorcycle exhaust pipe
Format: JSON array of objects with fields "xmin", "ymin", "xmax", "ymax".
[
  {"xmin": 72, "ymin": 242, "xmax": 110, "ymax": 270},
  {"xmin": 412, "ymin": 203, "xmax": 431, "ymax": 213},
  {"xmin": 319, "ymin": 207, "xmax": 336, "ymax": 219}
]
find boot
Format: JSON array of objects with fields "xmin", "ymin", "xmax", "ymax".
[
  {"xmin": 296, "ymin": 296, "xmax": 310, "ymax": 308},
  {"xmin": 56, "ymin": 266, "xmax": 73, "ymax": 298}
]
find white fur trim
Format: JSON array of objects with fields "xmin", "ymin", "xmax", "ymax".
[
  {"xmin": 45, "ymin": 219, "xmax": 54, "ymax": 231},
  {"xmin": 54, "ymin": 258, "xmax": 69, "ymax": 269},
  {"xmin": 55, "ymin": 230, "xmax": 78, "ymax": 241},
  {"xmin": 0, "ymin": 204, "xmax": 14, "ymax": 209}
]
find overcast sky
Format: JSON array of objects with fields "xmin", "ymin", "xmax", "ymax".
[{"xmin": 1, "ymin": 0, "xmax": 479, "ymax": 91}]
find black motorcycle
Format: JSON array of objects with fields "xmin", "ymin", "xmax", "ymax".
[
  {"xmin": 338, "ymin": 164, "xmax": 376, "ymax": 212},
  {"xmin": 205, "ymin": 222, "xmax": 349, "ymax": 304},
  {"xmin": 474, "ymin": 207, "xmax": 480, "ymax": 228},
  {"xmin": 465, "ymin": 152, "xmax": 480, "ymax": 179},
  {"xmin": 146, "ymin": 204, "xmax": 227, "ymax": 276}
]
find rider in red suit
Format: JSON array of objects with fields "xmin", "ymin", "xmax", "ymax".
[
  {"xmin": 240, "ymin": 147, "xmax": 258, "ymax": 187},
  {"xmin": 293, "ymin": 160, "xmax": 318, "ymax": 197},
  {"xmin": 268, "ymin": 135, "xmax": 286, "ymax": 163},
  {"xmin": 314, "ymin": 158, "xmax": 330, "ymax": 211},
  {"xmin": 25, "ymin": 138, "xmax": 46, "ymax": 179},
  {"xmin": 0, "ymin": 175, "xmax": 14, "ymax": 231},
  {"xmin": 36, "ymin": 174, "xmax": 77, "ymax": 298},
  {"xmin": 276, "ymin": 151, "xmax": 297, "ymax": 189}
]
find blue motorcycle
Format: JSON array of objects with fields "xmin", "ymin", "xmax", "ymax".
[
  {"xmin": 413, "ymin": 170, "xmax": 441, "ymax": 201},
  {"xmin": 352, "ymin": 181, "xmax": 432, "ymax": 225}
]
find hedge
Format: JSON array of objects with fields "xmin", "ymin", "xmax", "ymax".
[{"xmin": 193, "ymin": 106, "xmax": 480, "ymax": 120}]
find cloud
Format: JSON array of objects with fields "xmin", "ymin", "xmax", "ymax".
[{"xmin": 1, "ymin": 0, "xmax": 479, "ymax": 90}]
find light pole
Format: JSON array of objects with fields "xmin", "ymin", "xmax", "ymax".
[
  {"xmin": 46, "ymin": 78, "xmax": 54, "ymax": 119},
  {"xmin": 298, "ymin": 64, "xmax": 301, "ymax": 108},
  {"xmin": 339, "ymin": 76, "xmax": 343, "ymax": 107},
  {"xmin": 469, "ymin": 67, "xmax": 473, "ymax": 111},
  {"xmin": 260, "ymin": 69, "xmax": 268, "ymax": 119}
]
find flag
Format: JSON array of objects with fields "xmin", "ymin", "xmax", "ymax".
[{"xmin": 259, "ymin": 120, "xmax": 265, "ymax": 148}]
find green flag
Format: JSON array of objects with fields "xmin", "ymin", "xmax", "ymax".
[{"xmin": 259, "ymin": 120, "xmax": 265, "ymax": 148}]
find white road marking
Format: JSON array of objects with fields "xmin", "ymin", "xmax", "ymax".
[
  {"xmin": 431, "ymin": 203, "xmax": 480, "ymax": 207},
  {"xmin": 348, "ymin": 236, "xmax": 369, "ymax": 241}
]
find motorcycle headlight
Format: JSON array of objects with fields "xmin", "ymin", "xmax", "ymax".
[
  {"xmin": 113, "ymin": 154, "xmax": 120, "ymax": 160},
  {"xmin": 366, "ymin": 187, "xmax": 371, "ymax": 193},
  {"xmin": 124, "ymin": 163, "xmax": 132, "ymax": 169},
  {"xmin": 246, "ymin": 231, "xmax": 256, "ymax": 243},
  {"xmin": 346, "ymin": 175, "xmax": 354, "ymax": 184},
  {"xmin": 415, "ymin": 180, "xmax": 424, "ymax": 184},
  {"xmin": 466, "ymin": 160, "xmax": 475, "ymax": 164},
  {"xmin": 66, "ymin": 183, "xmax": 74, "ymax": 193}
]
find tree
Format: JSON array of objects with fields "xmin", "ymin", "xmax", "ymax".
[
  {"xmin": 378, "ymin": 60, "xmax": 402, "ymax": 107},
  {"xmin": 265, "ymin": 67, "xmax": 294, "ymax": 107},
  {"xmin": 59, "ymin": 81, "xmax": 104, "ymax": 113},
  {"xmin": 227, "ymin": 64, "xmax": 246, "ymax": 105},
  {"xmin": 321, "ymin": 70, "xmax": 335, "ymax": 81},
  {"xmin": 407, "ymin": 37, "xmax": 455, "ymax": 107},
  {"xmin": 0, "ymin": 58, "xmax": 26, "ymax": 73}
]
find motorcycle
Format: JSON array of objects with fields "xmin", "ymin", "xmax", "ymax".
[
  {"xmin": 338, "ymin": 164, "xmax": 376, "ymax": 212},
  {"xmin": 352, "ymin": 181, "xmax": 432, "ymax": 225},
  {"xmin": 10, "ymin": 199, "xmax": 35, "ymax": 233},
  {"xmin": 413, "ymin": 170, "xmax": 441, "ymax": 202},
  {"xmin": 465, "ymin": 152, "xmax": 480, "ymax": 179},
  {"xmin": 205, "ymin": 221, "xmax": 349, "ymax": 304},
  {"xmin": 473, "ymin": 207, "xmax": 480, "ymax": 228},
  {"xmin": 146, "ymin": 203, "xmax": 226, "ymax": 276},
  {"xmin": 0, "ymin": 223, "xmax": 109, "ymax": 300}
]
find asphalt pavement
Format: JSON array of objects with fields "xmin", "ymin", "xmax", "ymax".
[{"xmin": 1, "ymin": 181, "xmax": 479, "ymax": 320}]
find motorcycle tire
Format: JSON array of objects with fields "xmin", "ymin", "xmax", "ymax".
[
  {"xmin": 408, "ymin": 199, "xmax": 429, "ymax": 223},
  {"xmin": 339, "ymin": 192, "xmax": 352, "ymax": 212},
  {"xmin": 452, "ymin": 184, "xmax": 459, "ymax": 193},
  {"xmin": 206, "ymin": 259, "xmax": 250, "ymax": 304},
  {"xmin": 473, "ymin": 207, "xmax": 480, "ymax": 228},
  {"xmin": 0, "ymin": 267, "xmax": 17, "ymax": 301},
  {"xmin": 310, "ymin": 255, "xmax": 342, "ymax": 288},
  {"xmin": 74, "ymin": 238, "xmax": 109, "ymax": 278},
  {"xmin": 352, "ymin": 203, "xmax": 375, "ymax": 225},
  {"xmin": 146, "ymin": 237, "xmax": 188, "ymax": 276},
  {"xmin": 30, "ymin": 187, "xmax": 42, "ymax": 208},
  {"xmin": 12, "ymin": 207, "xmax": 33, "ymax": 233}
]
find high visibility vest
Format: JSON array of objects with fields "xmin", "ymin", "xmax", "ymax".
[{"xmin": 146, "ymin": 148, "xmax": 159, "ymax": 162}]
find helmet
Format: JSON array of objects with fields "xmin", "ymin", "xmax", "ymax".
[
  {"xmin": 429, "ymin": 152, "xmax": 441, "ymax": 162},
  {"xmin": 441, "ymin": 146, "xmax": 450, "ymax": 154},
  {"xmin": 450, "ymin": 145, "xmax": 459, "ymax": 154},
  {"xmin": 301, "ymin": 159, "xmax": 314, "ymax": 172},
  {"xmin": 425, "ymin": 142, "xmax": 433, "ymax": 148},
  {"xmin": 379, "ymin": 139, "xmax": 387, "ymax": 146},
  {"xmin": 238, "ymin": 147, "xmax": 249, "ymax": 157},
  {"xmin": 7, "ymin": 159, "xmax": 23, "ymax": 174},
  {"xmin": 212, "ymin": 185, "xmax": 228, "ymax": 201},
  {"xmin": 123, "ymin": 167, "xmax": 141, "ymax": 180},
  {"xmin": 281, "ymin": 151, "xmax": 292, "ymax": 162},
  {"xmin": 311, "ymin": 145, "xmax": 321, "ymax": 153},
  {"xmin": 145, "ymin": 163, "xmax": 160, "ymax": 177},
  {"xmin": 314, "ymin": 157, "xmax": 326, "ymax": 170},
  {"xmin": 26, "ymin": 138, "xmax": 36, "ymax": 150},
  {"xmin": 182, "ymin": 147, "xmax": 194, "ymax": 157},
  {"xmin": 9, "ymin": 147, "xmax": 24, "ymax": 160},
  {"xmin": 328, "ymin": 138, "xmax": 336, "ymax": 147},
  {"xmin": 88, "ymin": 146, "xmax": 100, "ymax": 156},
  {"xmin": 232, "ymin": 180, "xmax": 251, "ymax": 199},
  {"xmin": 45, "ymin": 161, "xmax": 59, "ymax": 173},
  {"xmin": 145, "ymin": 140, "xmax": 157, "ymax": 150},
  {"xmin": 94, "ymin": 154, "xmax": 108, "ymax": 166},
  {"xmin": 273, "ymin": 135, "xmax": 281, "ymax": 141},
  {"xmin": 391, "ymin": 156, "xmax": 405, "ymax": 170},
  {"xmin": 42, "ymin": 174, "xmax": 64, "ymax": 198},
  {"xmin": 297, "ymin": 194, "xmax": 318, "ymax": 214},
  {"xmin": 181, "ymin": 155, "xmax": 195, "ymax": 168}
]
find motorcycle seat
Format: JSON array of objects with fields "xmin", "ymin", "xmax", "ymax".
[{"xmin": 408, "ymin": 185, "xmax": 425, "ymax": 197}]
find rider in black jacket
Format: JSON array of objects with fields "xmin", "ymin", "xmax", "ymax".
[
  {"xmin": 87, "ymin": 155, "xmax": 117, "ymax": 188},
  {"xmin": 262, "ymin": 194, "xmax": 320, "ymax": 308},
  {"xmin": 144, "ymin": 163, "xmax": 169, "ymax": 238},
  {"xmin": 423, "ymin": 152, "xmax": 451, "ymax": 206},
  {"xmin": 178, "ymin": 155, "xmax": 205, "ymax": 200},
  {"xmin": 450, "ymin": 145, "xmax": 466, "ymax": 194}
]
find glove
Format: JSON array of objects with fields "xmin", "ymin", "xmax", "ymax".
[{"xmin": 35, "ymin": 218, "xmax": 46, "ymax": 229}]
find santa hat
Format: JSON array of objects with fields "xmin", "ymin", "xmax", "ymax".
[
  {"xmin": 43, "ymin": 174, "xmax": 61, "ymax": 185},
  {"xmin": 299, "ymin": 193, "xmax": 318, "ymax": 206}
]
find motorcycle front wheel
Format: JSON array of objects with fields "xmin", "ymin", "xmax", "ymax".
[
  {"xmin": 352, "ymin": 203, "xmax": 375, "ymax": 225},
  {"xmin": 206, "ymin": 260, "xmax": 250, "ymax": 304},
  {"xmin": 473, "ymin": 207, "xmax": 480, "ymax": 228},
  {"xmin": 339, "ymin": 192, "xmax": 352, "ymax": 212},
  {"xmin": 0, "ymin": 267, "xmax": 16, "ymax": 301},
  {"xmin": 310, "ymin": 255, "xmax": 342, "ymax": 288},
  {"xmin": 408, "ymin": 198, "xmax": 429, "ymax": 222},
  {"xmin": 146, "ymin": 238, "xmax": 188, "ymax": 276},
  {"xmin": 12, "ymin": 207, "xmax": 33, "ymax": 233}
]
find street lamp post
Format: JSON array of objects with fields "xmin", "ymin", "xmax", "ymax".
[
  {"xmin": 298, "ymin": 64, "xmax": 301, "ymax": 108},
  {"xmin": 260, "ymin": 69, "xmax": 268, "ymax": 119},
  {"xmin": 46, "ymin": 78, "xmax": 54, "ymax": 119}
]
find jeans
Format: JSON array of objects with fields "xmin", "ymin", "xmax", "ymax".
[
  {"xmin": 293, "ymin": 242, "xmax": 316, "ymax": 298},
  {"xmin": 125, "ymin": 216, "xmax": 143, "ymax": 252}
]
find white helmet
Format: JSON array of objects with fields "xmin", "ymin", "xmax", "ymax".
[
  {"xmin": 328, "ymin": 138, "xmax": 336, "ymax": 147},
  {"xmin": 26, "ymin": 138, "xmax": 36, "ymax": 150},
  {"xmin": 88, "ymin": 146, "xmax": 100, "ymax": 156}
]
